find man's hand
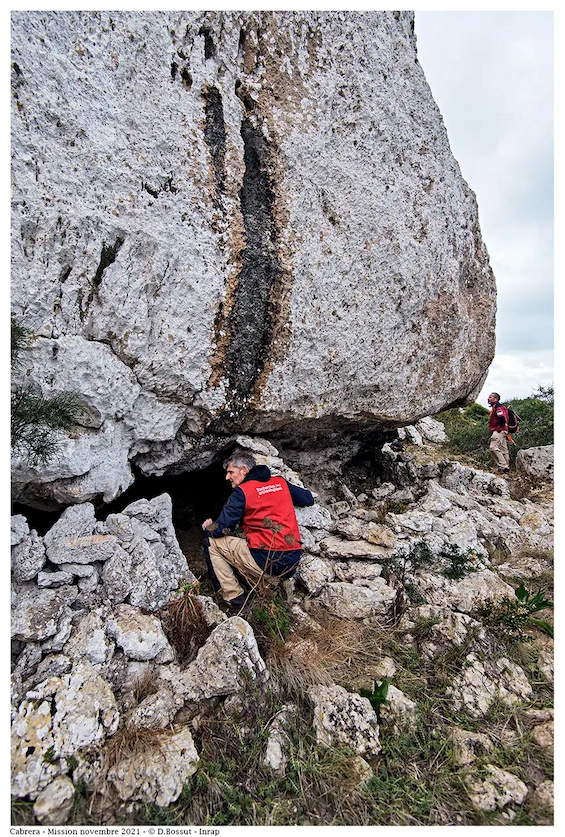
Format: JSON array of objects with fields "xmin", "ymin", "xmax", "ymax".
[{"xmin": 202, "ymin": 518, "xmax": 215, "ymax": 532}]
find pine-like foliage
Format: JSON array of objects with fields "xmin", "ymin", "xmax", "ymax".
[{"xmin": 11, "ymin": 316, "xmax": 84, "ymax": 466}]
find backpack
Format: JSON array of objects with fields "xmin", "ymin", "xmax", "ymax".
[{"xmin": 506, "ymin": 406, "xmax": 520, "ymax": 434}]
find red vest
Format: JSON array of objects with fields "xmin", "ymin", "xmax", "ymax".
[
  {"xmin": 489, "ymin": 404, "xmax": 508, "ymax": 433},
  {"xmin": 239, "ymin": 477, "xmax": 302, "ymax": 551}
]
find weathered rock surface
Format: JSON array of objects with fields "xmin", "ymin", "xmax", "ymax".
[
  {"xmin": 33, "ymin": 776, "xmax": 76, "ymax": 826},
  {"xmin": 11, "ymin": 9, "xmax": 495, "ymax": 507},
  {"xmin": 516, "ymin": 445, "xmax": 554, "ymax": 481},
  {"xmin": 11, "ymin": 662, "xmax": 119, "ymax": 799},
  {"xmin": 464, "ymin": 764, "xmax": 528, "ymax": 813},
  {"xmin": 106, "ymin": 726, "xmax": 199, "ymax": 807},
  {"xmin": 447, "ymin": 653, "xmax": 533, "ymax": 718},
  {"xmin": 308, "ymin": 684, "xmax": 381, "ymax": 757},
  {"xmin": 263, "ymin": 704, "xmax": 297, "ymax": 776}
]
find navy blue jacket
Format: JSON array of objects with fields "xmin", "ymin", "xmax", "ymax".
[{"xmin": 209, "ymin": 464, "xmax": 314, "ymax": 576}]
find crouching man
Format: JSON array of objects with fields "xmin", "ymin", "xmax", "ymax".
[{"xmin": 202, "ymin": 452, "xmax": 314, "ymax": 611}]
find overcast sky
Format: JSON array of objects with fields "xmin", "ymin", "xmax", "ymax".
[{"xmin": 414, "ymin": 10, "xmax": 554, "ymax": 406}]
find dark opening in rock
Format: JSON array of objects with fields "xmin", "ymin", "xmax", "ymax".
[{"xmin": 12, "ymin": 452, "xmax": 240, "ymax": 593}]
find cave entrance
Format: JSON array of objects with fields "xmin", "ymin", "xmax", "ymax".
[
  {"xmin": 99, "ymin": 454, "xmax": 235, "ymax": 591},
  {"xmin": 13, "ymin": 448, "xmax": 238, "ymax": 594}
]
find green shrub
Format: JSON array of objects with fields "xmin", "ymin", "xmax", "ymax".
[
  {"xmin": 474, "ymin": 583, "xmax": 553, "ymax": 642},
  {"xmin": 11, "ymin": 316, "xmax": 85, "ymax": 466},
  {"xmin": 440, "ymin": 545, "xmax": 477, "ymax": 580}
]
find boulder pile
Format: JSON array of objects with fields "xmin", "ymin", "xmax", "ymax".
[{"xmin": 11, "ymin": 418, "xmax": 553, "ymax": 825}]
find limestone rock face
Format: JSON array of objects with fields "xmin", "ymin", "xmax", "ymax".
[{"xmin": 11, "ymin": 10, "xmax": 495, "ymax": 506}]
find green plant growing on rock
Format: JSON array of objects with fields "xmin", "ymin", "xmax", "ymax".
[
  {"xmin": 441, "ymin": 545, "xmax": 477, "ymax": 580},
  {"xmin": 475, "ymin": 583, "xmax": 553, "ymax": 641},
  {"xmin": 388, "ymin": 540, "xmax": 435, "ymax": 584},
  {"xmin": 11, "ymin": 316, "xmax": 85, "ymax": 466},
  {"xmin": 251, "ymin": 593, "xmax": 291, "ymax": 644},
  {"xmin": 359, "ymin": 678, "xmax": 389, "ymax": 717}
]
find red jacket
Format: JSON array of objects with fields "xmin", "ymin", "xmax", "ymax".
[
  {"xmin": 489, "ymin": 403, "xmax": 509, "ymax": 433},
  {"xmin": 239, "ymin": 476, "xmax": 302, "ymax": 551}
]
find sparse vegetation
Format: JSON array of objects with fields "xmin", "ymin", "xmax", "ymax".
[
  {"xmin": 11, "ymin": 315, "xmax": 85, "ymax": 466},
  {"xmin": 441, "ymin": 545, "xmax": 477, "ymax": 580},
  {"xmin": 475, "ymin": 583, "xmax": 553, "ymax": 642},
  {"xmin": 157, "ymin": 579, "xmax": 211, "ymax": 664}
]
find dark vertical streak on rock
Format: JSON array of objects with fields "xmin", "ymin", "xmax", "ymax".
[
  {"xmin": 82, "ymin": 235, "xmax": 125, "ymax": 320},
  {"xmin": 198, "ymin": 26, "xmax": 216, "ymax": 60},
  {"xmin": 211, "ymin": 116, "xmax": 282, "ymax": 428},
  {"xmin": 203, "ymin": 86, "xmax": 226, "ymax": 197}
]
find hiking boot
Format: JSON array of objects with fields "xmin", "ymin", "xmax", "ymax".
[
  {"xmin": 226, "ymin": 592, "xmax": 249, "ymax": 613},
  {"xmin": 498, "ymin": 467, "xmax": 510, "ymax": 474}
]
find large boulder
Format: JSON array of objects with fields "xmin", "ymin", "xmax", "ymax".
[
  {"xmin": 516, "ymin": 445, "xmax": 554, "ymax": 481},
  {"xmin": 11, "ymin": 9, "xmax": 495, "ymax": 506}
]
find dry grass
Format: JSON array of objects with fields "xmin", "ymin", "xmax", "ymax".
[
  {"xmin": 265, "ymin": 605, "xmax": 390, "ymax": 694},
  {"xmin": 157, "ymin": 580, "xmax": 212, "ymax": 665}
]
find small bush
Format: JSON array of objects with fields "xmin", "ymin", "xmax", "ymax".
[
  {"xmin": 11, "ymin": 315, "xmax": 85, "ymax": 466},
  {"xmin": 251, "ymin": 594, "xmax": 291, "ymax": 645},
  {"xmin": 474, "ymin": 583, "xmax": 553, "ymax": 642},
  {"xmin": 157, "ymin": 579, "xmax": 211, "ymax": 664},
  {"xmin": 440, "ymin": 545, "xmax": 477, "ymax": 580}
]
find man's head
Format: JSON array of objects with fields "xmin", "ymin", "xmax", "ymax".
[
  {"xmin": 223, "ymin": 452, "xmax": 256, "ymax": 488},
  {"xmin": 487, "ymin": 392, "xmax": 501, "ymax": 407}
]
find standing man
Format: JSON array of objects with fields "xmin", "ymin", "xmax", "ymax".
[
  {"xmin": 202, "ymin": 451, "xmax": 314, "ymax": 611},
  {"xmin": 487, "ymin": 392, "xmax": 510, "ymax": 473}
]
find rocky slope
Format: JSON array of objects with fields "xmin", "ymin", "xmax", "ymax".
[
  {"xmin": 11, "ymin": 10, "xmax": 495, "ymax": 508},
  {"xmin": 11, "ymin": 420, "xmax": 553, "ymax": 826}
]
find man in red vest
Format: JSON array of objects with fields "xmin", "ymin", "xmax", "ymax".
[
  {"xmin": 202, "ymin": 451, "xmax": 314, "ymax": 610},
  {"xmin": 487, "ymin": 392, "xmax": 510, "ymax": 473}
]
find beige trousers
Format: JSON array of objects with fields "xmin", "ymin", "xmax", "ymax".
[
  {"xmin": 208, "ymin": 535, "xmax": 279, "ymax": 602},
  {"xmin": 490, "ymin": 430, "xmax": 510, "ymax": 470}
]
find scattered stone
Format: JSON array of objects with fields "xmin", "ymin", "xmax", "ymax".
[
  {"xmin": 33, "ymin": 776, "xmax": 75, "ymax": 825},
  {"xmin": 11, "ymin": 514, "xmax": 30, "ymax": 546},
  {"xmin": 105, "ymin": 605, "xmax": 173, "ymax": 662},
  {"xmin": 264, "ymin": 704, "xmax": 297, "ymax": 776},
  {"xmin": 464, "ymin": 764, "xmax": 528, "ymax": 812},
  {"xmin": 11, "ymin": 583, "xmax": 79, "ymax": 642},
  {"xmin": 330, "ymin": 501, "xmax": 351, "ymax": 517},
  {"xmin": 63, "ymin": 611, "xmax": 114, "ymax": 667},
  {"xmin": 372, "ymin": 483, "xmax": 396, "ymax": 500},
  {"xmin": 107, "ymin": 726, "xmax": 199, "ymax": 807},
  {"xmin": 308, "ymin": 684, "xmax": 381, "ymax": 757},
  {"xmin": 530, "ymin": 721, "xmax": 553, "ymax": 756},
  {"xmin": 38, "ymin": 571, "xmax": 75, "ymax": 588},
  {"xmin": 100, "ymin": 544, "xmax": 134, "ymax": 604},
  {"xmin": 526, "ymin": 779, "xmax": 554, "ymax": 825},
  {"xmin": 11, "ymin": 529, "xmax": 47, "ymax": 582},
  {"xmin": 416, "ymin": 416, "xmax": 448, "ymax": 444},
  {"xmin": 448, "ymin": 727, "xmax": 493, "ymax": 766},
  {"xmin": 296, "ymin": 555, "xmax": 335, "ymax": 595},
  {"xmin": 417, "ymin": 569, "xmax": 516, "ymax": 614},
  {"xmin": 516, "ymin": 445, "xmax": 554, "ymax": 481},
  {"xmin": 447, "ymin": 654, "xmax": 533, "ymax": 718},
  {"xmin": 175, "ymin": 617, "xmax": 268, "ymax": 703},
  {"xmin": 320, "ymin": 535, "xmax": 391, "ymax": 560},
  {"xmin": 47, "ymin": 534, "xmax": 120, "ymax": 566},
  {"xmin": 12, "ymin": 662, "xmax": 119, "ymax": 799},
  {"xmin": 378, "ymin": 684, "xmax": 418, "ymax": 733},
  {"xmin": 319, "ymin": 579, "xmax": 397, "ymax": 618}
]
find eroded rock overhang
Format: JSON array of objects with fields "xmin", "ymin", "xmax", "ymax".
[{"xmin": 11, "ymin": 10, "xmax": 496, "ymax": 507}]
